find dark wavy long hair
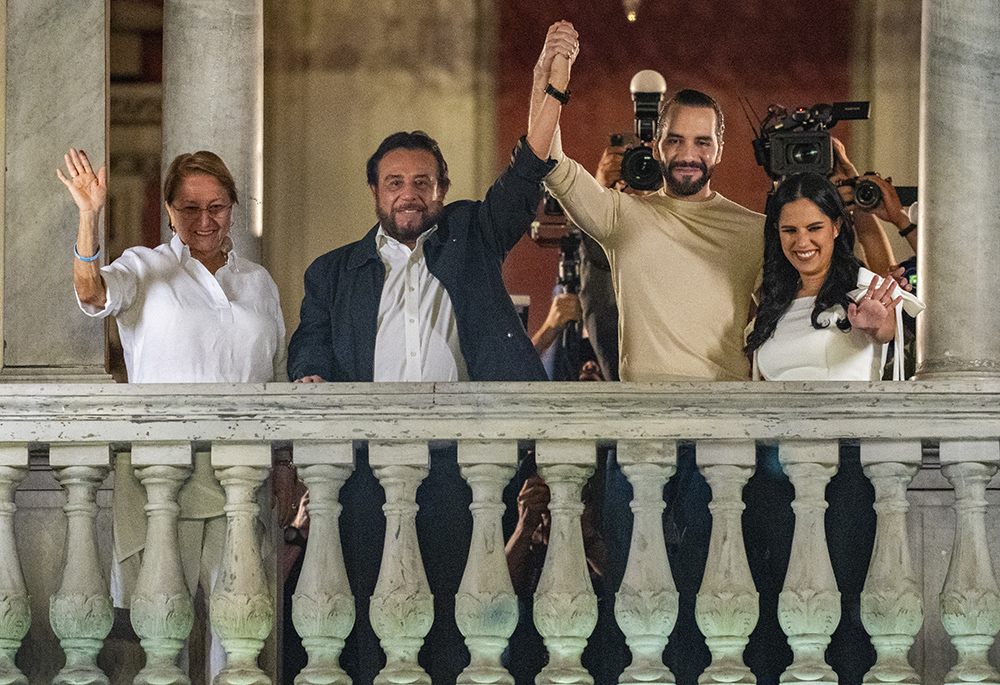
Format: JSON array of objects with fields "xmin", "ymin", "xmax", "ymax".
[{"xmin": 745, "ymin": 172, "xmax": 863, "ymax": 354}]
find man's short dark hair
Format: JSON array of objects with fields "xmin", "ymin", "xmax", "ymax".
[
  {"xmin": 366, "ymin": 131, "xmax": 451, "ymax": 191},
  {"xmin": 658, "ymin": 89, "xmax": 725, "ymax": 145}
]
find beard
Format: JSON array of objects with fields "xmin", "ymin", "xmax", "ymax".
[
  {"xmin": 376, "ymin": 200, "xmax": 442, "ymax": 245},
  {"xmin": 662, "ymin": 159, "xmax": 714, "ymax": 197}
]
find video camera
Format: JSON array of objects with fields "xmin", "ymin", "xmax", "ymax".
[
  {"xmin": 615, "ymin": 70, "xmax": 668, "ymax": 192},
  {"xmin": 752, "ymin": 101, "xmax": 869, "ymax": 180}
]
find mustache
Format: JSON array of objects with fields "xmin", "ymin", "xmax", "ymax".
[{"xmin": 668, "ymin": 160, "xmax": 708, "ymax": 172}]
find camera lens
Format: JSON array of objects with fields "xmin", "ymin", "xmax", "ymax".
[
  {"xmin": 621, "ymin": 147, "xmax": 662, "ymax": 191},
  {"xmin": 854, "ymin": 179, "xmax": 883, "ymax": 211},
  {"xmin": 788, "ymin": 143, "xmax": 821, "ymax": 166}
]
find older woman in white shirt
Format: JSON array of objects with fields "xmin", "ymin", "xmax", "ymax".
[
  {"xmin": 59, "ymin": 148, "xmax": 284, "ymax": 675},
  {"xmin": 60, "ymin": 147, "xmax": 285, "ymax": 382}
]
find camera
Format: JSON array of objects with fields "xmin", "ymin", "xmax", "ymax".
[
  {"xmin": 752, "ymin": 101, "xmax": 870, "ymax": 180},
  {"xmin": 618, "ymin": 70, "xmax": 667, "ymax": 191},
  {"xmin": 558, "ymin": 230, "xmax": 582, "ymax": 294},
  {"xmin": 851, "ymin": 177, "xmax": 883, "ymax": 211}
]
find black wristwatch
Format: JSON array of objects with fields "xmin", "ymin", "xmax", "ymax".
[{"xmin": 283, "ymin": 526, "xmax": 307, "ymax": 548}]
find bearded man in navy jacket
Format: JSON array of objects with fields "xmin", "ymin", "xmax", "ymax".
[{"xmin": 284, "ymin": 21, "xmax": 580, "ymax": 685}]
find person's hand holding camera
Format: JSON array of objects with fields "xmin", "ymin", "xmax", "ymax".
[{"xmin": 595, "ymin": 145, "xmax": 627, "ymax": 190}]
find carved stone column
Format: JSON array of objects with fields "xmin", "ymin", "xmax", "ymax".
[
  {"xmin": 614, "ymin": 440, "xmax": 677, "ymax": 685},
  {"xmin": 369, "ymin": 441, "xmax": 433, "ymax": 685},
  {"xmin": 290, "ymin": 441, "xmax": 356, "ymax": 685},
  {"xmin": 130, "ymin": 443, "xmax": 195, "ymax": 685},
  {"xmin": 162, "ymin": 0, "xmax": 263, "ymax": 258},
  {"xmin": 859, "ymin": 440, "xmax": 922, "ymax": 685},
  {"xmin": 696, "ymin": 440, "xmax": 758, "ymax": 685},
  {"xmin": 916, "ymin": 0, "xmax": 1000, "ymax": 379},
  {"xmin": 939, "ymin": 440, "xmax": 1000, "ymax": 685},
  {"xmin": 777, "ymin": 440, "xmax": 840, "ymax": 685},
  {"xmin": 48, "ymin": 444, "xmax": 113, "ymax": 685},
  {"xmin": 534, "ymin": 441, "xmax": 597, "ymax": 685},
  {"xmin": 209, "ymin": 443, "xmax": 273, "ymax": 685},
  {"xmin": 0, "ymin": 447, "xmax": 30, "ymax": 685},
  {"xmin": 455, "ymin": 441, "xmax": 519, "ymax": 685}
]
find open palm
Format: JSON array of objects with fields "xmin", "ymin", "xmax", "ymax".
[{"xmin": 57, "ymin": 148, "xmax": 106, "ymax": 213}]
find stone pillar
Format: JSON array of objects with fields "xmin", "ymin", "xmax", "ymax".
[
  {"xmin": 859, "ymin": 440, "xmax": 923, "ymax": 685},
  {"xmin": 533, "ymin": 441, "xmax": 597, "ymax": 685},
  {"xmin": 369, "ymin": 441, "xmax": 433, "ymax": 685},
  {"xmin": 209, "ymin": 443, "xmax": 273, "ymax": 685},
  {"xmin": 289, "ymin": 441, "xmax": 356, "ymax": 685},
  {"xmin": 48, "ymin": 444, "xmax": 113, "ymax": 685},
  {"xmin": 0, "ymin": 446, "xmax": 29, "ymax": 685},
  {"xmin": 696, "ymin": 440, "xmax": 758, "ymax": 685},
  {"xmin": 916, "ymin": 0, "xmax": 1000, "ymax": 379},
  {"xmin": 938, "ymin": 440, "xmax": 1000, "ymax": 684},
  {"xmin": 130, "ymin": 443, "xmax": 195, "ymax": 685},
  {"xmin": 2, "ymin": 0, "xmax": 108, "ymax": 380},
  {"xmin": 455, "ymin": 441, "xmax": 519, "ymax": 685},
  {"xmin": 161, "ymin": 0, "xmax": 263, "ymax": 260},
  {"xmin": 777, "ymin": 440, "xmax": 840, "ymax": 685},
  {"xmin": 615, "ymin": 440, "xmax": 676, "ymax": 685}
]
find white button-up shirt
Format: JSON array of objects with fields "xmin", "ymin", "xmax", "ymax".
[
  {"xmin": 77, "ymin": 234, "xmax": 286, "ymax": 383},
  {"xmin": 373, "ymin": 226, "xmax": 468, "ymax": 382}
]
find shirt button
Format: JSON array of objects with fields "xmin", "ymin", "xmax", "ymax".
[
  {"xmin": 409, "ymin": 318, "xmax": 415, "ymax": 324},
  {"xmin": 409, "ymin": 286, "xmax": 415, "ymax": 292},
  {"xmin": 410, "ymin": 351, "xmax": 417, "ymax": 357},
  {"xmin": 507, "ymin": 332, "xmax": 513, "ymax": 338}
]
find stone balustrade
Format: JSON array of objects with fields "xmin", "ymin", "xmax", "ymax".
[{"xmin": 1, "ymin": 380, "xmax": 999, "ymax": 683}]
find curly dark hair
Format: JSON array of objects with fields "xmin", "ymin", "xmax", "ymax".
[{"xmin": 745, "ymin": 172, "xmax": 864, "ymax": 354}]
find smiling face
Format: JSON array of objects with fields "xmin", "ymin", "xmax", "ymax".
[
  {"xmin": 165, "ymin": 174, "xmax": 233, "ymax": 262},
  {"xmin": 657, "ymin": 104, "xmax": 723, "ymax": 200},
  {"xmin": 371, "ymin": 148, "xmax": 447, "ymax": 248},
  {"xmin": 778, "ymin": 197, "xmax": 841, "ymax": 291}
]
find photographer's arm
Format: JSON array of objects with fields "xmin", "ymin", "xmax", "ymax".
[
  {"xmin": 531, "ymin": 292, "xmax": 582, "ymax": 353},
  {"xmin": 855, "ymin": 210, "xmax": 896, "ymax": 277}
]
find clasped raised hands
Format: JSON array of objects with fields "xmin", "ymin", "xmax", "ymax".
[
  {"xmin": 535, "ymin": 20, "xmax": 579, "ymax": 87},
  {"xmin": 57, "ymin": 148, "xmax": 107, "ymax": 214}
]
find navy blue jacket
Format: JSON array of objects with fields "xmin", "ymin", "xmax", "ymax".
[{"xmin": 287, "ymin": 140, "xmax": 554, "ymax": 382}]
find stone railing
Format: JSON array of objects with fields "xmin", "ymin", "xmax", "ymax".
[{"xmin": 1, "ymin": 381, "xmax": 1000, "ymax": 684}]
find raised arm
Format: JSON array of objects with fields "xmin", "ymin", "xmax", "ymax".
[{"xmin": 58, "ymin": 148, "xmax": 107, "ymax": 308}]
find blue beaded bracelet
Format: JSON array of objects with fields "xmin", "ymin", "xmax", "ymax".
[{"xmin": 74, "ymin": 244, "xmax": 100, "ymax": 262}]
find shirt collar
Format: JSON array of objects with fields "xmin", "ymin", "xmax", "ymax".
[
  {"xmin": 169, "ymin": 233, "xmax": 239, "ymax": 272},
  {"xmin": 375, "ymin": 224, "xmax": 438, "ymax": 255}
]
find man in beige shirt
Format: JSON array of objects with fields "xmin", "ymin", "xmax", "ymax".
[{"xmin": 545, "ymin": 89, "xmax": 764, "ymax": 381}]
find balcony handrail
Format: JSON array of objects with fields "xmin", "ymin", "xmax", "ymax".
[{"xmin": 0, "ymin": 379, "xmax": 998, "ymax": 444}]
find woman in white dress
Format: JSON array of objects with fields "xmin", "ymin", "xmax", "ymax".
[{"xmin": 746, "ymin": 172, "xmax": 921, "ymax": 381}]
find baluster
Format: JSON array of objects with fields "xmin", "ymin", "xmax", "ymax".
[
  {"xmin": 290, "ymin": 441, "xmax": 356, "ymax": 685},
  {"xmin": 939, "ymin": 440, "xmax": 1000, "ymax": 685},
  {"xmin": 859, "ymin": 440, "xmax": 922, "ymax": 685},
  {"xmin": 777, "ymin": 439, "xmax": 840, "ymax": 685},
  {"xmin": 0, "ymin": 446, "xmax": 29, "ymax": 685},
  {"xmin": 209, "ymin": 443, "xmax": 273, "ymax": 685},
  {"xmin": 369, "ymin": 441, "xmax": 433, "ymax": 685},
  {"xmin": 615, "ymin": 439, "xmax": 677, "ymax": 685},
  {"xmin": 48, "ymin": 444, "xmax": 113, "ymax": 685},
  {"xmin": 696, "ymin": 440, "xmax": 758, "ymax": 685},
  {"xmin": 129, "ymin": 443, "xmax": 195, "ymax": 685},
  {"xmin": 534, "ymin": 440, "xmax": 597, "ymax": 685},
  {"xmin": 455, "ymin": 440, "xmax": 519, "ymax": 685}
]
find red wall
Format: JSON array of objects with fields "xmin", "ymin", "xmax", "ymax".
[{"xmin": 498, "ymin": 0, "xmax": 856, "ymax": 334}]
